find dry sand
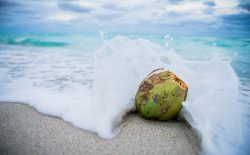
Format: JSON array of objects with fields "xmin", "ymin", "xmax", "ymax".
[{"xmin": 0, "ymin": 102, "xmax": 199, "ymax": 155}]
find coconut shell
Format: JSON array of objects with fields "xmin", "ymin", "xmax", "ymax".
[{"xmin": 135, "ymin": 69, "xmax": 188, "ymax": 121}]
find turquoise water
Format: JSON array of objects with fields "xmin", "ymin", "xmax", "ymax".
[
  {"xmin": 0, "ymin": 33, "xmax": 249, "ymax": 155},
  {"xmin": 4, "ymin": 33, "xmax": 248, "ymax": 80}
]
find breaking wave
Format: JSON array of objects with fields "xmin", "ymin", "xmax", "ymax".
[{"xmin": 0, "ymin": 34, "xmax": 248, "ymax": 155}]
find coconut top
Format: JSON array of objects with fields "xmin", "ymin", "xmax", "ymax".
[{"xmin": 138, "ymin": 68, "xmax": 188, "ymax": 100}]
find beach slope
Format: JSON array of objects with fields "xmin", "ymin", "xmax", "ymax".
[{"xmin": 0, "ymin": 103, "xmax": 198, "ymax": 155}]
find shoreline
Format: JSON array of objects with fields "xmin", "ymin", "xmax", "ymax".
[{"xmin": 0, "ymin": 102, "xmax": 199, "ymax": 155}]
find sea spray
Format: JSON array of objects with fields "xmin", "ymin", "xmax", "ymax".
[
  {"xmin": 92, "ymin": 36, "xmax": 166, "ymax": 137},
  {"xmin": 0, "ymin": 35, "xmax": 245, "ymax": 154},
  {"xmin": 181, "ymin": 59, "xmax": 242, "ymax": 155}
]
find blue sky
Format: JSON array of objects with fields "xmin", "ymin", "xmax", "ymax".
[{"xmin": 0, "ymin": 0, "xmax": 249, "ymax": 36}]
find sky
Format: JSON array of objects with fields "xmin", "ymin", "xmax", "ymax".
[{"xmin": 0, "ymin": 0, "xmax": 249, "ymax": 36}]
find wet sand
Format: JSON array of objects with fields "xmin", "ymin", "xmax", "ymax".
[{"xmin": 0, "ymin": 102, "xmax": 199, "ymax": 155}]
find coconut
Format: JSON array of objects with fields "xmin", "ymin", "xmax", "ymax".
[{"xmin": 135, "ymin": 69, "xmax": 188, "ymax": 121}]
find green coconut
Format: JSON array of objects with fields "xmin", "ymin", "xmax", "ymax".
[{"xmin": 135, "ymin": 69, "xmax": 188, "ymax": 121}]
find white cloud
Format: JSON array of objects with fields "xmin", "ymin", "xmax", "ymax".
[
  {"xmin": 48, "ymin": 13, "xmax": 76, "ymax": 22},
  {"xmin": 215, "ymin": 0, "xmax": 239, "ymax": 8},
  {"xmin": 165, "ymin": 1, "xmax": 206, "ymax": 14}
]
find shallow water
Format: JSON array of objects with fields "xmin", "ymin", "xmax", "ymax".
[{"xmin": 0, "ymin": 33, "xmax": 249, "ymax": 155}]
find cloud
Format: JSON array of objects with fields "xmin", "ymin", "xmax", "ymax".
[
  {"xmin": 96, "ymin": 13, "xmax": 121, "ymax": 20},
  {"xmin": 0, "ymin": 0, "xmax": 20, "ymax": 8},
  {"xmin": 102, "ymin": 2, "xmax": 146, "ymax": 11},
  {"xmin": 48, "ymin": 13, "xmax": 76, "ymax": 22},
  {"xmin": 58, "ymin": 1, "xmax": 92, "ymax": 13},
  {"xmin": 102, "ymin": 3, "xmax": 125, "ymax": 11},
  {"xmin": 168, "ymin": 0, "xmax": 183, "ymax": 4},
  {"xmin": 238, "ymin": 3, "xmax": 250, "ymax": 11},
  {"xmin": 203, "ymin": 1, "xmax": 216, "ymax": 7},
  {"xmin": 0, "ymin": 0, "xmax": 249, "ymax": 36},
  {"xmin": 203, "ymin": 7, "xmax": 215, "ymax": 14},
  {"xmin": 165, "ymin": 1, "xmax": 206, "ymax": 14},
  {"xmin": 220, "ymin": 12, "xmax": 250, "ymax": 25}
]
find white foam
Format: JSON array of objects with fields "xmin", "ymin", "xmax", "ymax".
[{"xmin": 0, "ymin": 36, "xmax": 244, "ymax": 154}]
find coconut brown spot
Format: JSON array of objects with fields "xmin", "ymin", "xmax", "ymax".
[
  {"xmin": 162, "ymin": 93, "xmax": 168, "ymax": 100},
  {"xmin": 148, "ymin": 73, "xmax": 166, "ymax": 85},
  {"xmin": 138, "ymin": 81, "xmax": 153, "ymax": 92},
  {"xmin": 141, "ymin": 92, "xmax": 150, "ymax": 104},
  {"xmin": 138, "ymin": 71, "xmax": 167, "ymax": 93}
]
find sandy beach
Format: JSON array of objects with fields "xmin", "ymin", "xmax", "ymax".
[{"xmin": 0, "ymin": 102, "xmax": 199, "ymax": 155}]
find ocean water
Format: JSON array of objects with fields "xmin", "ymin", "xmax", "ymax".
[{"xmin": 0, "ymin": 33, "xmax": 249, "ymax": 155}]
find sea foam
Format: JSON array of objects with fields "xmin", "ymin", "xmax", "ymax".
[{"xmin": 0, "ymin": 35, "xmax": 244, "ymax": 154}]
